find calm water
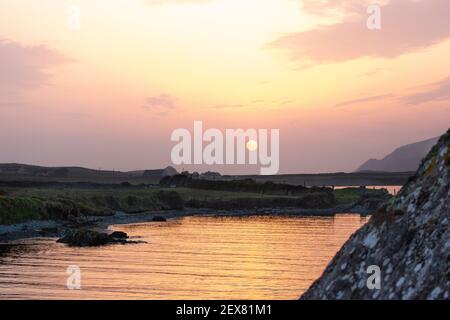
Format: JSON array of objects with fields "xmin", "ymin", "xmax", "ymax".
[{"xmin": 0, "ymin": 214, "xmax": 368, "ymax": 300}]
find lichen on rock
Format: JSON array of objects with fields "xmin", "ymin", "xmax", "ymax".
[{"xmin": 301, "ymin": 129, "xmax": 450, "ymax": 300}]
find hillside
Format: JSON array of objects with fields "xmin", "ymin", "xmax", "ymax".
[
  {"xmin": 0, "ymin": 163, "xmax": 177, "ymax": 183},
  {"xmin": 0, "ymin": 163, "xmax": 412, "ymax": 186},
  {"xmin": 301, "ymin": 128, "xmax": 449, "ymax": 299},
  {"xmin": 358, "ymin": 136, "xmax": 439, "ymax": 172}
]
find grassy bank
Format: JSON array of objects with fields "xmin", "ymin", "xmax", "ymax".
[
  {"xmin": 0, "ymin": 196, "xmax": 48, "ymax": 224},
  {"xmin": 0, "ymin": 183, "xmax": 390, "ymax": 225},
  {"xmin": 1, "ymin": 188, "xmax": 185, "ymax": 224}
]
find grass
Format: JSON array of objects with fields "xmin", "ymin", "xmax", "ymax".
[
  {"xmin": 173, "ymin": 187, "xmax": 295, "ymax": 200},
  {"xmin": 5, "ymin": 187, "xmax": 294, "ymax": 204},
  {"xmin": 3, "ymin": 188, "xmax": 185, "ymax": 215},
  {"xmin": 334, "ymin": 188, "xmax": 362, "ymax": 205},
  {"xmin": 333, "ymin": 187, "xmax": 392, "ymax": 205},
  {"xmin": 1, "ymin": 186, "xmax": 336, "ymax": 223},
  {"xmin": 1, "ymin": 185, "xmax": 385, "ymax": 225},
  {"xmin": 0, "ymin": 196, "xmax": 48, "ymax": 225}
]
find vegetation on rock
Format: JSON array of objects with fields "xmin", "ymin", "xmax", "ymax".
[{"xmin": 301, "ymin": 128, "xmax": 449, "ymax": 300}]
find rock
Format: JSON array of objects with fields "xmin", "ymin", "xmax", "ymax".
[
  {"xmin": 39, "ymin": 227, "xmax": 59, "ymax": 236},
  {"xmin": 42, "ymin": 227, "xmax": 58, "ymax": 234},
  {"xmin": 110, "ymin": 231, "xmax": 128, "ymax": 239},
  {"xmin": 57, "ymin": 229, "xmax": 136, "ymax": 247},
  {"xmin": 57, "ymin": 229, "xmax": 110, "ymax": 247},
  {"xmin": 152, "ymin": 216, "xmax": 167, "ymax": 222},
  {"xmin": 301, "ymin": 129, "xmax": 450, "ymax": 300}
]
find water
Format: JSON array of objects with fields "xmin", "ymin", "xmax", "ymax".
[{"xmin": 0, "ymin": 214, "xmax": 368, "ymax": 300}]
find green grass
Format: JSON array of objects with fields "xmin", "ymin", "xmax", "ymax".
[
  {"xmin": 3, "ymin": 187, "xmax": 184, "ymax": 216},
  {"xmin": 0, "ymin": 196, "xmax": 49, "ymax": 224},
  {"xmin": 2, "ymin": 185, "xmax": 368, "ymax": 225},
  {"xmin": 5, "ymin": 187, "xmax": 292, "ymax": 205},
  {"xmin": 334, "ymin": 188, "xmax": 361, "ymax": 205}
]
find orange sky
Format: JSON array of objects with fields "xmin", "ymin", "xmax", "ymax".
[{"xmin": 0, "ymin": 0, "xmax": 449, "ymax": 173}]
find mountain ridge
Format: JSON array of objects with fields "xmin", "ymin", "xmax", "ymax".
[{"xmin": 357, "ymin": 136, "xmax": 439, "ymax": 172}]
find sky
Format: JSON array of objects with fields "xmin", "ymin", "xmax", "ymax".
[{"xmin": 0, "ymin": 0, "xmax": 449, "ymax": 174}]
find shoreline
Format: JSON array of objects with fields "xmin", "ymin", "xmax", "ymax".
[{"xmin": 0, "ymin": 205, "xmax": 364, "ymax": 243}]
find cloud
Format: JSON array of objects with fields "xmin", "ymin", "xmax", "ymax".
[
  {"xmin": 142, "ymin": 94, "xmax": 177, "ymax": 116},
  {"xmin": 210, "ymin": 103, "xmax": 243, "ymax": 110},
  {"xmin": 334, "ymin": 94, "xmax": 394, "ymax": 108},
  {"xmin": 272, "ymin": 0, "xmax": 450, "ymax": 64},
  {"xmin": 333, "ymin": 76, "xmax": 450, "ymax": 108},
  {"xmin": 143, "ymin": 0, "xmax": 210, "ymax": 6},
  {"xmin": 361, "ymin": 68, "xmax": 385, "ymax": 77},
  {"xmin": 0, "ymin": 39, "xmax": 68, "ymax": 103},
  {"xmin": 300, "ymin": 0, "xmax": 372, "ymax": 17},
  {"xmin": 401, "ymin": 76, "xmax": 450, "ymax": 106}
]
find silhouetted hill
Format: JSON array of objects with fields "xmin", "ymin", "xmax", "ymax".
[
  {"xmin": 0, "ymin": 163, "xmax": 178, "ymax": 183},
  {"xmin": 357, "ymin": 136, "xmax": 439, "ymax": 172}
]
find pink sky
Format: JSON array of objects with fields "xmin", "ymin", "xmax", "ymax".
[{"xmin": 0, "ymin": 0, "xmax": 449, "ymax": 174}]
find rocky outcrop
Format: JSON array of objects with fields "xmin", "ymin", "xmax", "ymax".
[
  {"xmin": 347, "ymin": 188, "xmax": 392, "ymax": 215},
  {"xmin": 57, "ymin": 229, "xmax": 142, "ymax": 247},
  {"xmin": 301, "ymin": 129, "xmax": 449, "ymax": 300}
]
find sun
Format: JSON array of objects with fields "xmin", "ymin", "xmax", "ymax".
[{"xmin": 246, "ymin": 140, "xmax": 258, "ymax": 151}]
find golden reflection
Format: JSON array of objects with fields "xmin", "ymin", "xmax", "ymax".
[{"xmin": 0, "ymin": 215, "xmax": 367, "ymax": 299}]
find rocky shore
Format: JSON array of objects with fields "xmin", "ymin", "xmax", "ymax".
[
  {"xmin": 301, "ymin": 129, "xmax": 449, "ymax": 300},
  {"xmin": 0, "ymin": 174, "xmax": 391, "ymax": 246}
]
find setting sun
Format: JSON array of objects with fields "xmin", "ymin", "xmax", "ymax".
[{"xmin": 0, "ymin": 0, "xmax": 449, "ymax": 305}]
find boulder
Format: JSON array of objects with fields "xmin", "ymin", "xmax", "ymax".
[
  {"xmin": 110, "ymin": 231, "xmax": 128, "ymax": 239},
  {"xmin": 57, "ymin": 229, "xmax": 135, "ymax": 247},
  {"xmin": 57, "ymin": 229, "xmax": 110, "ymax": 247}
]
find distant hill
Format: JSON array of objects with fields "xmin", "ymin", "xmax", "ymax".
[
  {"xmin": 357, "ymin": 136, "xmax": 439, "ymax": 172},
  {"xmin": 142, "ymin": 166, "xmax": 178, "ymax": 177},
  {"xmin": 0, "ymin": 163, "xmax": 178, "ymax": 183}
]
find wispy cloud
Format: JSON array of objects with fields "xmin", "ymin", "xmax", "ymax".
[
  {"xmin": 0, "ymin": 39, "xmax": 68, "ymax": 103},
  {"xmin": 143, "ymin": 0, "xmax": 210, "ymax": 6},
  {"xmin": 300, "ymin": 0, "xmax": 372, "ymax": 17},
  {"xmin": 333, "ymin": 75, "xmax": 450, "ymax": 108},
  {"xmin": 334, "ymin": 94, "xmax": 394, "ymax": 108},
  {"xmin": 210, "ymin": 103, "xmax": 243, "ymax": 110},
  {"xmin": 401, "ymin": 76, "xmax": 450, "ymax": 106},
  {"xmin": 142, "ymin": 93, "xmax": 177, "ymax": 116},
  {"xmin": 272, "ymin": 0, "xmax": 450, "ymax": 64}
]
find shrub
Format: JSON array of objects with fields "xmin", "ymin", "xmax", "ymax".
[
  {"xmin": 0, "ymin": 196, "xmax": 48, "ymax": 225},
  {"xmin": 156, "ymin": 190, "xmax": 184, "ymax": 210}
]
